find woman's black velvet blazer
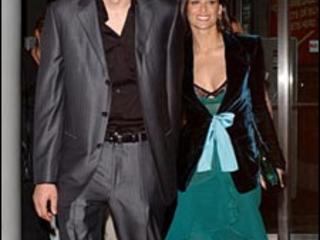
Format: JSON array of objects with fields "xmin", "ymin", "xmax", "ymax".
[{"xmin": 178, "ymin": 32, "xmax": 286, "ymax": 193}]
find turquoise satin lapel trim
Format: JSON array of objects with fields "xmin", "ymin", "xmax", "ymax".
[{"xmin": 196, "ymin": 112, "xmax": 239, "ymax": 173}]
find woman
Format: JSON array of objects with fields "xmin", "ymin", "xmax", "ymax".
[{"xmin": 167, "ymin": 0, "xmax": 285, "ymax": 239}]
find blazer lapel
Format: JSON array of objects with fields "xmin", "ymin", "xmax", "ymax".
[
  {"xmin": 77, "ymin": 0, "xmax": 108, "ymax": 74},
  {"xmin": 135, "ymin": 0, "xmax": 155, "ymax": 61},
  {"xmin": 218, "ymin": 33, "xmax": 250, "ymax": 113},
  {"xmin": 185, "ymin": 33, "xmax": 251, "ymax": 116}
]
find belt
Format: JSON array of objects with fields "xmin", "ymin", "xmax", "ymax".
[{"xmin": 104, "ymin": 131, "xmax": 147, "ymax": 143}]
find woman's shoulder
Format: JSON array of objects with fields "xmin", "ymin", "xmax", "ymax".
[
  {"xmin": 233, "ymin": 33, "xmax": 262, "ymax": 56},
  {"xmin": 235, "ymin": 33, "xmax": 261, "ymax": 44}
]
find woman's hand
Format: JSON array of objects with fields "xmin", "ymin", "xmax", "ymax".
[{"xmin": 259, "ymin": 168, "xmax": 286, "ymax": 190}]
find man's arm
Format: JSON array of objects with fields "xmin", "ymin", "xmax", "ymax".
[
  {"xmin": 33, "ymin": 4, "xmax": 64, "ymax": 221},
  {"xmin": 33, "ymin": 4, "xmax": 64, "ymax": 184}
]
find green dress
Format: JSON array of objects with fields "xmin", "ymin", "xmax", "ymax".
[{"xmin": 166, "ymin": 87, "xmax": 268, "ymax": 240}]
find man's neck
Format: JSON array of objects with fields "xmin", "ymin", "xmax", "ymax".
[{"xmin": 103, "ymin": 0, "xmax": 131, "ymax": 9}]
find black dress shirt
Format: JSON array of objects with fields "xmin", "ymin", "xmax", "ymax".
[{"xmin": 97, "ymin": 0, "xmax": 145, "ymax": 134}]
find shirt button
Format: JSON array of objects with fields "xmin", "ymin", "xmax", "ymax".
[
  {"xmin": 96, "ymin": 143, "xmax": 102, "ymax": 148},
  {"xmin": 115, "ymin": 88, "xmax": 121, "ymax": 94},
  {"xmin": 102, "ymin": 112, "xmax": 108, "ymax": 117}
]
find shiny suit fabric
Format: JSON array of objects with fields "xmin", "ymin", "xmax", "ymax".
[
  {"xmin": 178, "ymin": 33, "xmax": 285, "ymax": 192},
  {"xmin": 57, "ymin": 141, "xmax": 176, "ymax": 239},
  {"xmin": 33, "ymin": 0, "xmax": 184, "ymax": 238},
  {"xmin": 33, "ymin": 0, "xmax": 184, "ymax": 204}
]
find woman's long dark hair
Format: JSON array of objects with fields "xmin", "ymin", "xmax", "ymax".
[{"xmin": 181, "ymin": 0, "xmax": 233, "ymax": 34}]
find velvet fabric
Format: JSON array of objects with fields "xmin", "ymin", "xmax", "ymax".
[{"xmin": 178, "ymin": 32, "xmax": 285, "ymax": 193}]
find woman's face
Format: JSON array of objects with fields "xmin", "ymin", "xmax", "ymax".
[{"xmin": 186, "ymin": 0, "xmax": 223, "ymax": 31}]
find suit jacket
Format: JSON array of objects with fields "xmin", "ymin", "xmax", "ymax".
[
  {"xmin": 33, "ymin": 0, "xmax": 185, "ymax": 204},
  {"xmin": 178, "ymin": 32, "xmax": 285, "ymax": 192}
]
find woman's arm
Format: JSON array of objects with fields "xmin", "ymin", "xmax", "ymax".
[{"xmin": 249, "ymin": 37, "xmax": 286, "ymax": 171}]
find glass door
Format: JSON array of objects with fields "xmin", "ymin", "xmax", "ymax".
[{"xmin": 232, "ymin": 0, "xmax": 319, "ymax": 239}]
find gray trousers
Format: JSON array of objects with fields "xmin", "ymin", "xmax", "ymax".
[{"xmin": 57, "ymin": 141, "xmax": 175, "ymax": 240}]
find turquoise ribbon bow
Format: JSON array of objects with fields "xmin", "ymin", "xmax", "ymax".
[{"xmin": 196, "ymin": 112, "xmax": 239, "ymax": 173}]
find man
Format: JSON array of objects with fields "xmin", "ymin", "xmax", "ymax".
[{"xmin": 32, "ymin": 0, "xmax": 185, "ymax": 239}]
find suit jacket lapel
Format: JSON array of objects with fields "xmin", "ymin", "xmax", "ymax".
[
  {"xmin": 77, "ymin": 0, "xmax": 108, "ymax": 74},
  {"xmin": 77, "ymin": 0, "xmax": 155, "ymax": 74},
  {"xmin": 218, "ymin": 33, "xmax": 250, "ymax": 113}
]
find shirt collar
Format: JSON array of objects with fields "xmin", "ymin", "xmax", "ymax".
[{"xmin": 97, "ymin": 0, "xmax": 136, "ymax": 22}]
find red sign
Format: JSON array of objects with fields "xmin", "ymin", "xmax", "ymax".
[{"xmin": 269, "ymin": 0, "xmax": 319, "ymax": 66}]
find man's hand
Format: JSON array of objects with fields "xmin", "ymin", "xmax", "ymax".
[{"xmin": 33, "ymin": 183, "xmax": 58, "ymax": 222}]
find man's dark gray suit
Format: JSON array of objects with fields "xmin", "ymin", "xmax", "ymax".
[{"xmin": 33, "ymin": 0, "xmax": 184, "ymax": 239}]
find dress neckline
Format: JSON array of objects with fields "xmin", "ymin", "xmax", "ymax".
[{"xmin": 194, "ymin": 80, "xmax": 227, "ymax": 99}]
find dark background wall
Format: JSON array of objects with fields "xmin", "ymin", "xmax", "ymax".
[
  {"xmin": 22, "ymin": 0, "xmax": 54, "ymax": 37},
  {"xmin": 22, "ymin": 0, "xmax": 240, "ymax": 37}
]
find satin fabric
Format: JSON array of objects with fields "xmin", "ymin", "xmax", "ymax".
[{"xmin": 196, "ymin": 112, "xmax": 238, "ymax": 173}]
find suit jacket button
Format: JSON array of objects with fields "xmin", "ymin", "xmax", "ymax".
[
  {"xmin": 102, "ymin": 112, "xmax": 108, "ymax": 117},
  {"xmin": 105, "ymin": 80, "xmax": 111, "ymax": 85},
  {"xmin": 96, "ymin": 143, "xmax": 102, "ymax": 148}
]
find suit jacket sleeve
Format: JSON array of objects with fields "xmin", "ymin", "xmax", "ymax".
[
  {"xmin": 250, "ymin": 37, "xmax": 286, "ymax": 170},
  {"xmin": 33, "ymin": 4, "xmax": 64, "ymax": 184}
]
